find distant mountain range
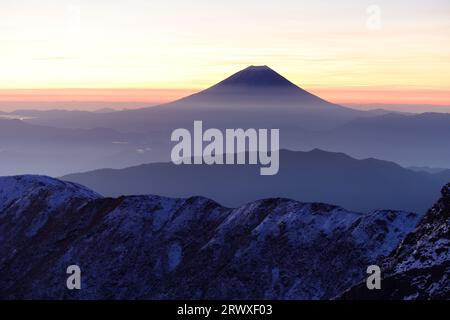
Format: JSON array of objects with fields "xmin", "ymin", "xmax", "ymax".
[
  {"xmin": 0, "ymin": 175, "xmax": 447, "ymax": 299},
  {"xmin": 62, "ymin": 149, "xmax": 449, "ymax": 213},
  {"xmin": 0, "ymin": 119, "xmax": 148, "ymax": 176},
  {"xmin": 409, "ymin": 166, "xmax": 450, "ymax": 174},
  {"xmin": 0, "ymin": 65, "xmax": 449, "ymax": 177},
  {"xmin": 301, "ymin": 112, "xmax": 450, "ymax": 168},
  {"xmin": 6, "ymin": 66, "xmax": 366, "ymax": 132}
]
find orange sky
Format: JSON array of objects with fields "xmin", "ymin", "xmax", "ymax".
[
  {"xmin": 0, "ymin": 1, "xmax": 449, "ymax": 112},
  {"xmin": 0, "ymin": 86, "xmax": 449, "ymax": 112}
]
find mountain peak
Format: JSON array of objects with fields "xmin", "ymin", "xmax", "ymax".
[
  {"xmin": 172, "ymin": 65, "xmax": 352, "ymax": 116},
  {"xmin": 245, "ymin": 65, "xmax": 271, "ymax": 70},
  {"xmin": 211, "ymin": 65, "xmax": 300, "ymax": 89}
]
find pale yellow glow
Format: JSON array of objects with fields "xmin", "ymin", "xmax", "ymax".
[{"xmin": 0, "ymin": 1, "xmax": 449, "ymax": 109}]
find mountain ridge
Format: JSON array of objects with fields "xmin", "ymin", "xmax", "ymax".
[
  {"xmin": 207, "ymin": 65, "xmax": 301, "ymax": 88},
  {"xmin": 0, "ymin": 66, "xmax": 449, "ymax": 176},
  {"xmin": 338, "ymin": 183, "xmax": 450, "ymax": 299},
  {"xmin": 0, "ymin": 175, "xmax": 428, "ymax": 299},
  {"xmin": 61, "ymin": 148, "xmax": 448, "ymax": 213}
]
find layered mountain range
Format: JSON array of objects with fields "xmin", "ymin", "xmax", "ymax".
[
  {"xmin": 1, "ymin": 66, "xmax": 449, "ymax": 177},
  {"xmin": 1, "ymin": 65, "xmax": 448, "ymax": 299},
  {"xmin": 63, "ymin": 149, "xmax": 449, "ymax": 213},
  {"xmin": 0, "ymin": 175, "xmax": 448, "ymax": 299}
]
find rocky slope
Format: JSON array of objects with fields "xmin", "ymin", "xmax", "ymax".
[
  {"xmin": 0, "ymin": 175, "xmax": 446, "ymax": 299},
  {"xmin": 339, "ymin": 183, "xmax": 450, "ymax": 299}
]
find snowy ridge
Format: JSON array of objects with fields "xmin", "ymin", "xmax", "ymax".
[
  {"xmin": 385, "ymin": 183, "xmax": 450, "ymax": 284},
  {"xmin": 350, "ymin": 210, "xmax": 422, "ymax": 259},
  {"xmin": 339, "ymin": 183, "xmax": 450, "ymax": 300},
  {"xmin": 0, "ymin": 175, "xmax": 100, "ymax": 211},
  {"xmin": 0, "ymin": 175, "xmax": 446, "ymax": 299}
]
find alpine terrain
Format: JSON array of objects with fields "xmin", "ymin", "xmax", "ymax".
[{"xmin": 0, "ymin": 175, "xmax": 448, "ymax": 299}]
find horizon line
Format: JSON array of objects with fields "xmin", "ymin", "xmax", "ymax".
[{"xmin": 1, "ymin": 85, "xmax": 450, "ymax": 113}]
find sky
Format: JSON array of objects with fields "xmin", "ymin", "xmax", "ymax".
[{"xmin": 0, "ymin": 0, "xmax": 449, "ymax": 111}]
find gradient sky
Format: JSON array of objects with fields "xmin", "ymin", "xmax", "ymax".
[{"xmin": 0, "ymin": 0, "xmax": 449, "ymax": 111}]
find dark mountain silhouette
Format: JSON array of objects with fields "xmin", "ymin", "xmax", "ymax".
[
  {"xmin": 1, "ymin": 66, "xmax": 449, "ymax": 175},
  {"xmin": 0, "ymin": 66, "xmax": 369, "ymax": 176},
  {"xmin": 302, "ymin": 112, "xmax": 450, "ymax": 168},
  {"xmin": 174, "ymin": 65, "xmax": 350, "ymax": 112},
  {"xmin": 208, "ymin": 65, "xmax": 301, "ymax": 88},
  {"xmin": 11, "ymin": 66, "xmax": 365, "ymax": 133},
  {"xmin": 62, "ymin": 149, "xmax": 449, "ymax": 213}
]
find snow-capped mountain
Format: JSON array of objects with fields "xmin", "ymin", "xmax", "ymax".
[
  {"xmin": 339, "ymin": 183, "xmax": 450, "ymax": 299},
  {"xmin": 0, "ymin": 175, "xmax": 447, "ymax": 299}
]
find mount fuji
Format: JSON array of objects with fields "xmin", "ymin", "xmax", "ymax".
[
  {"xmin": 173, "ymin": 65, "xmax": 351, "ymax": 112},
  {"xmin": 2, "ymin": 65, "xmax": 449, "ymax": 176},
  {"xmin": 15, "ymin": 65, "xmax": 365, "ymax": 133}
]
